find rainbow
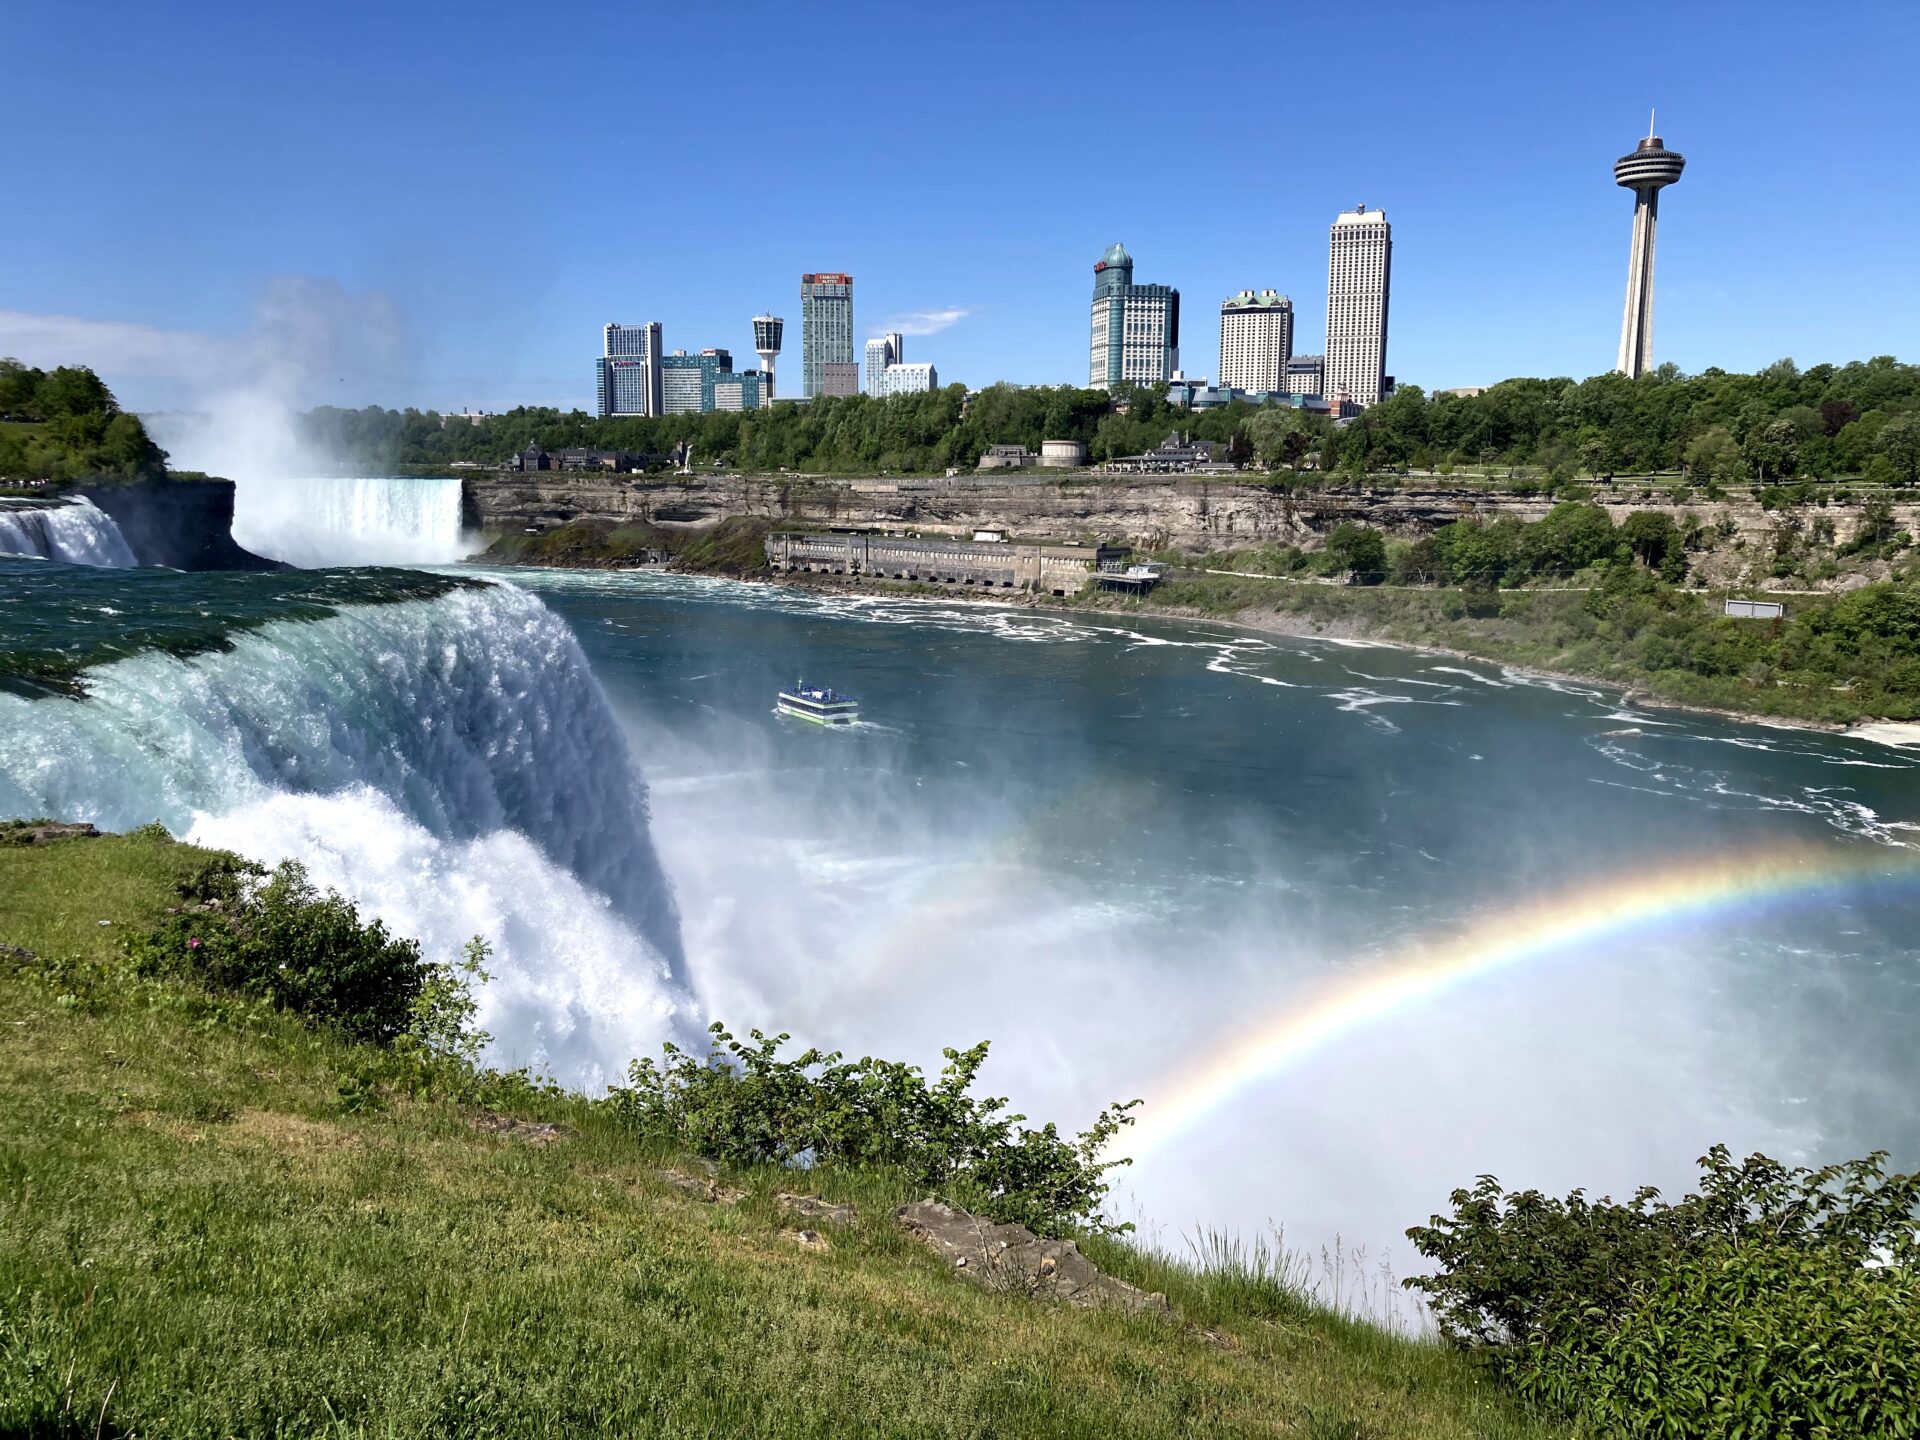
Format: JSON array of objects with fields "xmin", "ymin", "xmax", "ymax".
[{"xmin": 1123, "ymin": 841, "xmax": 1920, "ymax": 1159}]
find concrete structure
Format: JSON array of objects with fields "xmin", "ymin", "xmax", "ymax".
[
  {"xmin": 599, "ymin": 321, "xmax": 663, "ymax": 418},
  {"xmin": 876, "ymin": 361, "xmax": 937, "ymax": 397},
  {"xmin": 818, "ymin": 361, "xmax": 859, "ymax": 398},
  {"xmin": 1218, "ymin": 290, "xmax": 1293, "ymax": 393},
  {"xmin": 1104, "ymin": 431, "xmax": 1233, "ymax": 475},
  {"xmin": 801, "ymin": 273, "xmax": 854, "ymax": 399},
  {"xmin": 1284, "ymin": 354, "xmax": 1324, "ymax": 397},
  {"xmin": 661, "ymin": 349, "xmax": 762, "ymax": 413},
  {"xmin": 1325, "ymin": 206, "xmax": 1391, "ymax": 407},
  {"xmin": 865, "ymin": 332, "xmax": 902, "ymax": 395},
  {"xmin": 1614, "ymin": 123, "xmax": 1686, "ymax": 378},
  {"xmin": 1725, "ymin": 597, "xmax": 1786, "ymax": 620},
  {"xmin": 512, "ymin": 446, "xmax": 652, "ymax": 473},
  {"xmin": 752, "ymin": 315, "xmax": 783, "ymax": 400},
  {"xmin": 1040, "ymin": 440, "xmax": 1088, "ymax": 468},
  {"xmin": 977, "ymin": 444, "xmax": 1037, "ymax": 470},
  {"xmin": 1089, "ymin": 243, "xmax": 1179, "ymax": 390},
  {"xmin": 767, "ymin": 531, "xmax": 1124, "ymax": 596}
]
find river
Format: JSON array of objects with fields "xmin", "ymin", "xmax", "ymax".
[{"xmin": 4, "ymin": 556, "xmax": 1917, "ymax": 1267}]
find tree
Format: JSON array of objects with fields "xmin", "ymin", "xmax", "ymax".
[
  {"xmin": 1747, "ymin": 417, "xmax": 1800, "ymax": 479},
  {"xmin": 1620, "ymin": 511, "xmax": 1680, "ymax": 570},
  {"xmin": 1322, "ymin": 521, "xmax": 1387, "ymax": 583},
  {"xmin": 1684, "ymin": 425, "xmax": 1748, "ymax": 487},
  {"xmin": 1877, "ymin": 412, "xmax": 1920, "ymax": 483}
]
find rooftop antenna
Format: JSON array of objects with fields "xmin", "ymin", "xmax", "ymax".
[{"xmin": 1648, "ymin": 107, "xmax": 1657, "ymax": 140}]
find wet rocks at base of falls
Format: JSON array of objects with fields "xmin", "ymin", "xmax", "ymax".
[{"xmin": 895, "ymin": 1199, "xmax": 1170, "ymax": 1314}]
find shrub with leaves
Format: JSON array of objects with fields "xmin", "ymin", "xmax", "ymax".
[
  {"xmin": 1407, "ymin": 1147, "xmax": 1920, "ymax": 1437},
  {"xmin": 128, "ymin": 857, "xmax": 427, "ymax": 1044},
  {"xmin": 607, "ymin": 1023, "xmax": 1139, "ymax": 1236}
]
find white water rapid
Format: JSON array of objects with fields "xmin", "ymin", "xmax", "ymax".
[
  {"xmin": 0, "ymin": 582, "xmax": 689, "ymax": 1087},
  {"xmin": 230, "ymin": 475, "xmax": 475, "ymax": 567},
  {"xmin": 0, "ymin": 498, "xmax": 138, "ymax": 566}
]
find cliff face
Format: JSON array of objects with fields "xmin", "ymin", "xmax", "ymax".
[
  {"xmin": 463, "ymin": 471, "xmax": 1918, "ymax": 586},
  {"xmin": 80, "ymin": 479, "xmax": 280, "ymax": 570}
]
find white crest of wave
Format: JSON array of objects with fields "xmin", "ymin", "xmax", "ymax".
[
  {"xmin": 0, "ymin": 498, "xmax": 137, "ymax": 567},
  {"xmin": 230, "ymin": 474, "xmax": 476, "ymax": 568},
  {"xmin": 188, "ymin": 788, "xmax": 683, "ymax": 1090}
]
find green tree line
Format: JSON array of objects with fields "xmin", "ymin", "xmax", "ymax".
[
  {"xmin": 0, "ymin": 359, "xmax": 169, "ymax": 482},
  {"xmin": 319, "ymin": 355, "xmax": 1918, "ymax": 484}
]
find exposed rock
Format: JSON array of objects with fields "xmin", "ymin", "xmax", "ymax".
[
  {"xmin": 785, "ymin": 1228, "xmax": 831, "ymax": 1253},
  {"xmin": 468, "ymin": 1112, "xmax": 571, "ymax": 1146},
  {"xmin": 775, "ymin": 1191, "xmax": 858, "ymax": 1226},
  {"xmin": 0, "ymin": 820, "xmax": 101, "ymax": 847},
  {"xmin": 658, "ymin": 1166, "xmax": 744, "ymax": 1206},
  {"xmin": 894, "ymin": 1199, "xmax": 1170, "ymax": 1314},
  {"xmin": 0, "ymin": 943, "xmax": 38, "ymax": 967}
]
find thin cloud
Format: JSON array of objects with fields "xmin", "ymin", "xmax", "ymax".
[
  {"xmin": 0, "ymin": 279, "xmax": 405, "ymax": 404},
  {"xmin": 0, "ymin": 310, "xmax": 232, "ymax": 377},
  {"xmin": 873, "ymin": 307, "xmax": 970, "ymax": 338}
]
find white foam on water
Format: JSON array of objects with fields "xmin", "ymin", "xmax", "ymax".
[{"xmin": 0, "ymin": 498, "xmax": 137, "ymax": 566}]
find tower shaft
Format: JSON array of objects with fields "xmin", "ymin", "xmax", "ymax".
[{"xmin": 1617, "ymin": 187, "xmax": 1660, "ymax": 378}]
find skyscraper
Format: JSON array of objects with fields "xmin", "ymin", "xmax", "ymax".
[
  {"xmin": 1218, "ymin": 290, "xmax": 1293, "ymax": 393},
  {"xmin": 801, "ymin": 273, "xmax": 854, "ymax": 399},
  {"xmin": 598, "ymin": 321, "xmax": 662, "ymax": 417},
  {"xmin": 1614, "ymin": 122, "xmax": 1685, "ymax": 378},
  {"xmin": 865, "ymin": 332, "xmax": 902, "ymax": 395},
  {"xmin": 1324, "ymin": 206, "xmax": 1391, "ymax": 408},
  {"xmin": 1088, "ymin": 243, "xmax": 1179, "ymax": 390},
  {"xmin": 753, "ymin": 315, "xmax": 783, "ymax": 400}
]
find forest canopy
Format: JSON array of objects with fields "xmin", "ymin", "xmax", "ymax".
[{"xmin": 310, "ymin": 356, "xmax": 1920, "ymax": 482}]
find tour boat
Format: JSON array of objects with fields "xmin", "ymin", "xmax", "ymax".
[{"xmin": 776, "ymin": 681, "xmax": 859, "ymax": 727}]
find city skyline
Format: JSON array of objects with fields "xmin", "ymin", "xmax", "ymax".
[{"xmin": 4, "ymin": 1, "xmax": 1917, "ymax": 414}]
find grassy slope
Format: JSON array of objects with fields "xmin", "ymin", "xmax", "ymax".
[
  {"xmin": 0, "ymin": 833, "xmax": 1561, "ymax": 1440},
  {"xmin": 479, "ymin": 517, "xmax": 773, "ymax": 575}
]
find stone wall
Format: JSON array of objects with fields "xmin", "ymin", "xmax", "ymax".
[{"xmin": 462, "ymin": 470, "xmax": 1920, "ymax": 586}]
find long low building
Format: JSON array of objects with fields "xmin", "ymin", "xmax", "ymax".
[{"xmin": 765, "ymin": 531, "xmax": 1125, "ymax": 596}]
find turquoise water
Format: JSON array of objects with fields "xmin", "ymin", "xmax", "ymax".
[
  {"xmin": 495, "ymin": 568, "xmax": 1920, "ymax": 1249},
  {"xmin": 4, "ymin": 557, "xmax": 1918, "ymax": 1258}
]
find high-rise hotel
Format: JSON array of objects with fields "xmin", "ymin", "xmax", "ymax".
[
  {"xmin": 1324, "ymin": 206, "xmax": 1391, "ymax": 407},
  {"xmin": 1089, "ymin": 243, "xmax": 1179, "ymax": 390},
  {"xmin": 1217, "ymin": 290, "xmax": 1293, "ymax": 394},
  {"xmin": 801, "ymin": 273, "xmax": 857, "ymax": 399},
  {"xmin": 598, "ymin": 321, "xmax": 663, "ymax": 417}
]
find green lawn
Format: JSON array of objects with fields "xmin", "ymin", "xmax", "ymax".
[{"xmin": 0, "ymin": 832, "xmax": 1563, "ymax": 1438}]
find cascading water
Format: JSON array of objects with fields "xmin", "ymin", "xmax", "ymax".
[
  {"xmin": 230, "ymin": 475, "xmax": 475, "ymax": 567},
  {"xmin": 0, "ymin": 498, "xmax": 138, "ymax": 566},
  {"xmin": 0, "ymin": 578, "xmax": 689, "ymax": 1086}
]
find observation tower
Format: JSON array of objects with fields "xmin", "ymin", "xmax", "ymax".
[
  {"xmin": 753, "ymin": 315, "xmax": 783, "ymax": 399},
  {"xmin": 1614, "ymin": 117, "xmax": 1686, "ymax": 378}
]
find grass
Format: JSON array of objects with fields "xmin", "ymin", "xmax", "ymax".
[{"xmin": 0, "ymin": 831, "xmax": 1565, "ymax": 1439}]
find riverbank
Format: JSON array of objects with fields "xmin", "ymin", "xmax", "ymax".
[
  {"xmin": 471, "ymin": 543, "xmax": 1919, "ymax": 741},
  {"xmin": 0, "ymin": 824, "xmax": 1560, "ymax": 1440}
]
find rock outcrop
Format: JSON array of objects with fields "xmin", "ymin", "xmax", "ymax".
[
  {"xmin": 895, "ymin": 1199, "xmax": 1169, "ymax": 1314},
  {"xmin": 0, "ymin": 820, "xmax": 102, "ymax": 847}
]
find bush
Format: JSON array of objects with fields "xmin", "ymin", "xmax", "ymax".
[
  {"xmin": 128, "ymin": 858, "xmax": 428, "ymax": 1043},
  {"xmin": 607, "ymin": 1023, "xmax": 1139, "ymax": 1236},
  {"xmin": 1407, "ymin": 1147, "xmax": 1920, "ymax": 1435}
]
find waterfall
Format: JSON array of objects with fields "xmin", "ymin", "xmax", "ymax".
[
  {"xmin": 230, "ymin": 475, "xmax": 475, "ymax": 568},
  {"xmin": 0, "ymin": 498, "xmax": 138, "ymax": 566},
  {"xmin": 0, "ymin": 580, "xmax": 690, "ymax": 1086}
]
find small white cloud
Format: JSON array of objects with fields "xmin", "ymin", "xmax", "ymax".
[
  {"xmin": 873, "ymin": 307, "xmax": 970, "ymax": 338},
  {"xmin": 0, "ymin": 310, "xmax": 231, "ymax": 378}
]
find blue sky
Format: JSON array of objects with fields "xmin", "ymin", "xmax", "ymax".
[{"xmin": 5, "ymin": 0, "xmax": 1917, "ymax": 413}]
